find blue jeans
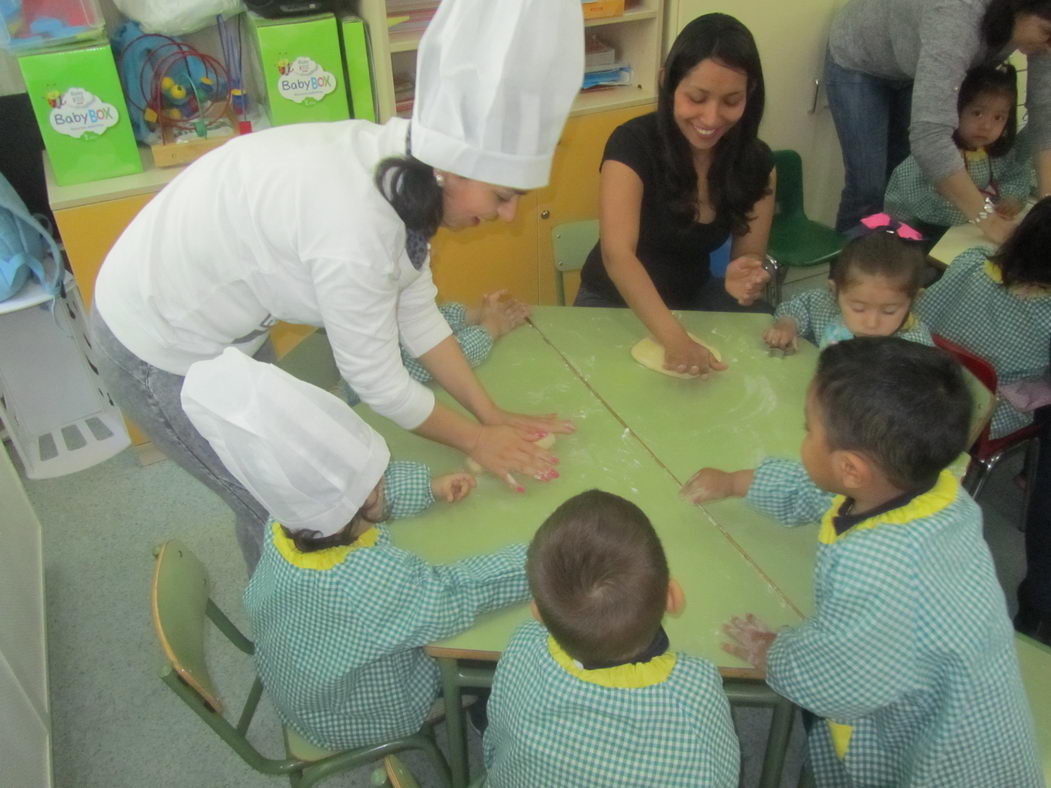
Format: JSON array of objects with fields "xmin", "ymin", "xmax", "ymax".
[
  {"xmin": 89, "ymin": 310, "xmax": 275, "ymax": 570},
  {"xmin": 825, "ymin": 53, "xmax": 913, "ymax": 233}
]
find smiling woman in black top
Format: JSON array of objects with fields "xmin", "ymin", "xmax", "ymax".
[{"xmin": 576, "ymin": 13, "xmax": 775, "ymax": 377}]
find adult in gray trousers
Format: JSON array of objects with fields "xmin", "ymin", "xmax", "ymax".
[{"xmin": 826, "ymin": 0, "xmax": 1051, "ymax": 238}]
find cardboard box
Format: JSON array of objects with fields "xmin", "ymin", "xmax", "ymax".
[
  {"xmin": 18, "ymin": 42, "xmax": 142, "ymax": 186},
  {"xmin": 582, "ymin": 0, "xmax": 625, "ymax": 20}
]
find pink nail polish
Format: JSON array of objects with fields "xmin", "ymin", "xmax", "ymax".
[
  {"xmin": 549, "ymin": 470, "xmax": 560, "ymax": 480},
  {"xmin": 516, "ymin": 486, "xmax": 526, "ymax": 493}
]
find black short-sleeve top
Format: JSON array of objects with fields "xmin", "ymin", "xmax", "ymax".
[{"xmin": 579, "ymin": 112, "xmax": 768, "ymax": 310}]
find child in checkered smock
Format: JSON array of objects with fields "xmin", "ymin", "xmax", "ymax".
[
  {"xmin": 918, "ymin": 196, "xmax": 1051, "ymax": 439},
  {"xmin": 401, "ymin": 293, "xmax": 529, "ymax": 383},
  {"xmin": 764, "ymin": 222, "xmax": 933, "ymax": 352},
  {"xmin": 181, "ymin": 349, "xmax": 530, "ymax": 752},
  {"xmin": 342, "ymin": 293, "xmax": 530, "ymax": 404},
  {"xmin": 885, "ymin": 64, "xmax": 1032, "ymax": 241},
  {"xmin": 681, "ymin": 339, "xmax": 1042, "ymax": 788},
  {"xmin": 483, "ymin": 490, "xmax": 740, "ymax": 788}
]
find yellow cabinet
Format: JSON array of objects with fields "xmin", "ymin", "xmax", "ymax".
[{"xmin": 430, "ymin": 103, "xmax": 653, "ymax": 307}]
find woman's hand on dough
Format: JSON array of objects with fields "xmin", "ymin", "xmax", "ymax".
[
  {"xmin": 762, "ymin": 319, "xmax": 798, "ymax": 352},
  {"xmin": 725, "ymin": 256, "xmax": 770, "ymax": 306},
  {"xmin": 469, "ymin": 424, "xmax": 560, "ymax": 491},
  {"xmin": 431, "ymin": 472, "xmax": 477, "ymax": 503},
  {"xmin": 664, "ymin": 336, "xmax": 728, "ymax": 377},
  {"xmin": 481, "ymin": 407, "xmax": 575, "ymax": 436}
]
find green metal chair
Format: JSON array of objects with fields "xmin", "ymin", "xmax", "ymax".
[
  {"xmin": 552, "ymin": 219, "xmax": 599, "ymax": 305},
  {"xmin": 150, "ymin": 539, "xmax": 450, "ymax": 788},
  {"xmin": 769, "ymin": 150, "xmax": 847, "ymax": 302}
]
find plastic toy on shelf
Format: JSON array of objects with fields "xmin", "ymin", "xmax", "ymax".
[{"xmin": 0, "ymin": 0, "xmax": 104, "ymax": 52}]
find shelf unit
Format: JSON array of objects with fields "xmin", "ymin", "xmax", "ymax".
[{"xmin": 357, "ymin": 0, "xmax": 662, "ymax": 121}]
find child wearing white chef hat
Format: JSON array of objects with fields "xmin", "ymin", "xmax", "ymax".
[{"xmin": 182, "ymin": 348, "xmax": 531, "ymax": 751}]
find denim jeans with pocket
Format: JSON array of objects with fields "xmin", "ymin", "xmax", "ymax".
[
  {"xmin": 90, "ymin": 309, "xmax": 274, "ymax": 570},
  {"xmin": 825, "ymin": 53, "xmax": 914, "ymax": 233}
]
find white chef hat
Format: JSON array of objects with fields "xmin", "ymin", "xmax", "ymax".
[
  {"xmin": 181, "ymin": 348, "xmax": 391, "ymax": 537},
  {"xmin": 411, "ymin": 0, "xmax": 585, "ymax": 190}
]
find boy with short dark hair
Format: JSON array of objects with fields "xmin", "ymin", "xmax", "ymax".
[
  {"xmin": 483, "ymin": 490, "xmax": 740, "ymax": 787},
  {"xmin": 682, "ymin": 337, "xmax": 1042, "ymax": 787}
]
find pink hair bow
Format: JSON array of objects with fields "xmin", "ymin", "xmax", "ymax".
[{"xmin": 860, "ymin": 213, "xmax": 924, "ymax": 241}]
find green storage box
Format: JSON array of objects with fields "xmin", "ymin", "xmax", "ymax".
[
  {"xmin": 248, "ymin": 12, "xmax": 350, "ymax": 127},
  {"xmin": 18, "ymin": 41, "xmax": 142, "ymax": 186},
  {"xmin": 338, "ymin": 15, "xmax": 376, "ymax": 123}
]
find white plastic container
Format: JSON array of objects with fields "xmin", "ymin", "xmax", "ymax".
[{"xmin": 0, "ymin": 273, "xmax": 129, "ymax": 479}]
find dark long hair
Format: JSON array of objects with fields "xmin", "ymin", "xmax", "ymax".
[
  {"xmin": 281, "ymin": 500, "xmax": 388, "ymax": 553},
  {"xmin": 374, "ymin": 155, "xmax": 444, "ymax": 238},
  {"xmin": 989, "ymin": 195, "xmax": 1051, "ymax": 288},
  {"xmin": 981, "ymin": 0, "xmax": 1051, "ymax": 51},
  {"xmin": 656, "ymin": 13, "xmax": 771, "ymax": 235},
  {"xmin": 953, "ymin": 63, "xmax": 1019, "ymax": 157}
]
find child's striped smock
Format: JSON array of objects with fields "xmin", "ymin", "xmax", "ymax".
[
  {"xmin": 402, "ymin": 302, "xmax": 493, "ymax": 383},
  {"xmin": 748, "ymin": 458, "xmax": 1042, "ymax": 787}
]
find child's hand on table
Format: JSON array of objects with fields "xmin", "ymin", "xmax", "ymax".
[
  {"xmin": 431, "ymin": 472, "xmax": 477, "ymax": 503},
  {"xmin": 680, "ymin": 468, "xmax": 754, "ymax": 505},
  {"xmin": 722, "ymin": 614, "xmax": 777, "ymax": 672},
  {"xmin": 762, "ymin": 318, "xmax": 798, "ymax": 353},
  {"xmin": 472, "ymin": 289, "xmax": 531, "ymax": 340}
]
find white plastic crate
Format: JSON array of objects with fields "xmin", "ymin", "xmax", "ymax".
[{"xmin": 0, "ymin": 274, "xmax": 129, "ymax": 478}]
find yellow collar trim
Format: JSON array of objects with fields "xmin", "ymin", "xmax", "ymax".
[
  {"xmin": 271, "ymin": 521, "xmax": 379, "ymax": 570},
  {"xmin": 899, "ymin": 312, "xmax": 918, "ymax": 332},
  {"xmin": 983, "ymin": 259, "xmax": 1051, "ymax": 298},
  {"xmin": 817, "ymin": 470, "xmax": 958, "ymax": 545},
  {"xmin": 547, "ymin": 635, "xmax": 676, "ymax": 688},
  {"xmin": 963, "ymin": 147, "xmax": 988, "ymax": 163}
]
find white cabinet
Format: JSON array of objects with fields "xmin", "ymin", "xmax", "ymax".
[{"xmin": 0, "ymin": 447, "xmax": 52, "ymax": 787}]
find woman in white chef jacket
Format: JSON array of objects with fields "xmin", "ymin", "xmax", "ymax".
[{"xmin": 90, "ymin": 0, "xmax": 584, "ymax": 569}]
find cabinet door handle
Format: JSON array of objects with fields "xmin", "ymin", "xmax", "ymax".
[
  {"xmin": 540, "ymin": 210, "xmax": 551, "ymax": 219},
  {"xmin": 809, "ymin": 78, "xmax": 821, "ymax": 114}
]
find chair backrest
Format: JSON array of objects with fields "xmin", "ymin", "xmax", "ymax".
[
  {"xmin": 151, "ymin": 539, "xmax": 224, "ymax": 712},
  {"xmin": 772, "ymin": 149, "xmax": 805, "ymax": 220},
  {"xmin": 932, "ymin": 334, "xmax": 997, "ymax": 446},
  {"xmin": 551, "ymin": 219, "xmax": 599, "ymax": 305}
]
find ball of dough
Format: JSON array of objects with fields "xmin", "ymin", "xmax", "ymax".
[{"xmin": 631, "ymin": 334, "xmax": 722, "ymax": 379}]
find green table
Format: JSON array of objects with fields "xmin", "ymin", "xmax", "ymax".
[
  {"xmin": 529, "ymin": 306, "xmax": 822, "ymax": 612},
  {"xmin": 357, "ymin": 312, "xmax": 800, "ymax": 786},
  {"xmin": 353, "ymin": 305, "xmax": 1051, "ymax": 786}
]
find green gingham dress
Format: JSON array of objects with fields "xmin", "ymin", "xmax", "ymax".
[
  {"xmin": 774, "ymin": 287, "xmax": 933, "ymax": 349},
  {"xmin": 482, "ymin": 620, "xmax": 740, "ymax": 787},
  {"xmin": 918, "ymin": 247, "xmax": 1051, "ymax": 438},
  {"xmin": 244, "ymin": 461, "xmax": 529, "ymax": 751},
  {"xmin": 402, "ymin": 303, "xmax": 494, "ymax": 384},
  {"xmin": 748, "ymin": 458, "xmax": 1042, "ymax": 788},
  {"xmin": 885, "ymin": 149, "xmax": 1033, "ymax": 228}
]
